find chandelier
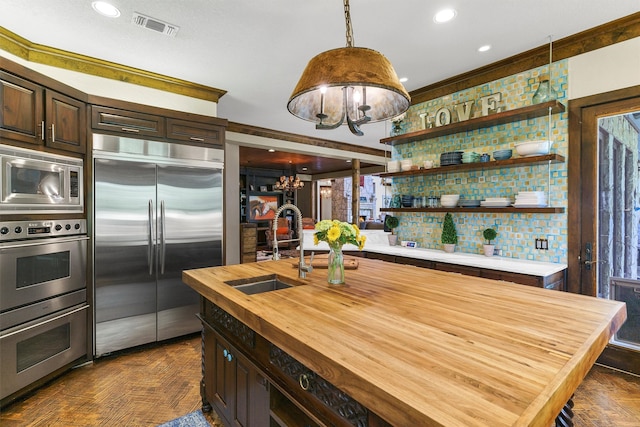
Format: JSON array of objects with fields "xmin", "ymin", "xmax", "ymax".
[
  {"xmin": 287, "ymin": 0, "xmax": 410, "ymax": 136},
  {"xmin": 274, "ymin": 175, "xmax": 304, "ymax": 191},
  {"xmin": 320, "ymin": 187, "xmax": 332, "ymax": 199}
]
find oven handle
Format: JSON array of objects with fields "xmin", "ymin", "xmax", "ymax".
[
  {"xmin": 148, "ymin": 199, "xmax": 154, "ymax": 275},
  {"xmin": 0, "ymin": 235, "xmax": 89, "ymax": 250},
  {"xmin": 0, "ymin": 304, "xmax": 88, "ymax": 339}
]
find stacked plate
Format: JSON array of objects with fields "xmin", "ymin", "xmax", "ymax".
[
  {"xmin": 493, "ymin": 149, "xmax": 512, "ymax": 160},
  {"xmin": 462, "ymin": 152, "xmax": 480, "ymax": 163},
  {"xmin": 458, "ymin": 199, "xmax": 481, "ymax": 208},
  {"xmin": 440, "ymin": 151, "xmax": 464, "ymax": 166},
  {"xmin": 480, "ymin": 197, "xmax": 512, "ymax": 207},
  {"xmin": 440, "ymin": 194, "xmax": 460, "ymax": 208},
  {"xmin": 513, "ymin": 191, "xmax": 547, "ymax": 207}
]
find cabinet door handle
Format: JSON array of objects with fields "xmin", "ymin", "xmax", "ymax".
[
  {"xmin": 121, "ymin": 127, "xmax": 140, "ymax": 133},
  {"xmin": 298, "ymin": 373, "xmax": 310, "ymax": 390},
  {"xmin": 40, "ymin": 121, "xmax": 45, "ymax": 141},
  {"xmin": 223, "ymin": 349, "xmax": 228, "ymax": 358},
  {"xmin": 189, "ymin": 136, "xmax": 204, "ymax": 142},
  {"xmin": 50, "ymin": 123, "xmax": 55, "ymax": 142}
]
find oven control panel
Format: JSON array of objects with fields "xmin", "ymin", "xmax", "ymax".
[{"xmin": 0, "ymin": 219, "xmax": 86, "ymax": 241}]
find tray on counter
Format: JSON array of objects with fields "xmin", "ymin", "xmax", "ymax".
[{"xmin": 291, "ymin": 254, "xmax": 359, "ymax": 269}]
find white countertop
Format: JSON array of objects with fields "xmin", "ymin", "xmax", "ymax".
[{"xmin": 300, "ymin": 230, "xmax": 567, "ymax": 278}]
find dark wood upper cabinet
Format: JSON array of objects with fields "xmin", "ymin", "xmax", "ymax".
[
  {"xmin": 0, "ymin": 71, "xmax": 43, "ymax": 146},
  {"xmin": 166, "ymin": 117, "xmax": 224, "ymax": 147},
  {"xmin": 91, "ymin": 105, "xmax": 226, "ymax": 148},
  {"xmin": 45, "ymin": 90, "xmax": 87, "ymax": 153},
  {"xmin": 0, "ymin": 71, "xmax": 86, "ymax": 153},
  {"xmin": 91, "ymin": 105, "xmax": 165, "ymax": 138}
]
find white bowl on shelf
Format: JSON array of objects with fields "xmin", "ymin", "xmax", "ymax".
[
  {"xmin": 400, "ymin": 159, "xmax": 413, "ymax": 171},
  {"xmin": 440, "ymin": 194, "xmax": 460, "ymax": 207},
  {"xmin": 514, "ymin": 140, "xmax": 551, "ymax": 157}
]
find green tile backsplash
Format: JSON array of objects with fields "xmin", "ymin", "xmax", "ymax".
[{"xmin": 390, "ymin": 61, "xmax": 568, "ymax": 263}]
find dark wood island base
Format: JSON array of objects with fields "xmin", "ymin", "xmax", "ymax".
[{"xmin": 197, "ymin": 298, "xmax": 580, "ymax": 427}]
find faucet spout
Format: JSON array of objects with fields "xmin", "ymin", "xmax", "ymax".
[{"xmin": 272, "ymin": 203, "xmax": 313, "ymax": 278}]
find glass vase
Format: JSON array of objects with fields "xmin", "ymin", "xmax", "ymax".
[
  {"xmin": 531, "ymin": 74, "xmax": 558, "ymax": 104},
  {"xmin": 327, "ymin": 245, "xmax": 345, "ymax": 285},
  {"xmin": 390, "ymin": 122, "xmax": 403, "ymax": 137}
]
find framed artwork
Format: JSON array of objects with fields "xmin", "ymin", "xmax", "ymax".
[{"xmin": 248, "ymin": 194, "xmax": 279, "ymax": 221}]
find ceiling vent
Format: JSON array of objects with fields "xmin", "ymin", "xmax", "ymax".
[{"xmin": 131, "ymin": 12, "xmax": 179, "ymax": 37}]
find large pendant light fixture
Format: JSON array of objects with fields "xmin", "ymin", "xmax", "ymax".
[{"xmin": 287, "ymin": 0, "xmax": 410, "ymax": 136}]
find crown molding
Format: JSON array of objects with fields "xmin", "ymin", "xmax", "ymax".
[{"xmin": 0, "ymin": 26, "xmax": 226, "ymax": 103}]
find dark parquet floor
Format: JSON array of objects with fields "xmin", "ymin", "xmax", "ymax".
[{"xmin": 1, "ymin": 335, "xmax": 639, "ymax": 426}]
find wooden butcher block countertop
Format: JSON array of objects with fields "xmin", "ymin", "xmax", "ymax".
[{"xmin": 183, "ymin": 257, "xmax": 626, "ymax": 427}]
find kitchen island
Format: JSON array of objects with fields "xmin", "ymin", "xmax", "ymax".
[{"xmin": 183, "ymin": 257, "xmax": 626, "ymax": 427}]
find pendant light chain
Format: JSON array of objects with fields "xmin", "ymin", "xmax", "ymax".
[
  {"xmin": 344, "ymin": 0, "xmax": 354, "ymax": 47},
  {"xmin": 287, "ymin": 0, "xmax": 410, "ymax": 136}
]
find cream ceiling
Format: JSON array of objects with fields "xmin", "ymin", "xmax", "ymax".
[{"xmin": 0, "ymin": 0, "xmax": 638, "ymax": 151}]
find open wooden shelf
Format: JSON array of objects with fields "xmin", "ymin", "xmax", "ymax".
[
  {"xmin": 380, "ymin": 100, "xmax": 565, "ymax": 146},
  {"xmin": 270, "ymin": 387, "xmax": 320, "ymax": 427},
  {"xmin": 379, "ymin": 153, "xmax": 564, "ymax": 178},
  {"xmin": 381, "ymin": 206, "xmax": 565, "ymax": 214}
]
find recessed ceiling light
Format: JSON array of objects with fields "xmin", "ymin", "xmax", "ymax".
[
  {"xmin": 268, "ymin": 149, "xmax": 275, "ymax": 152},
  {"xmin": 92, "ymin": 1, "xmax": 120, "ymax": 18},
  {"xmin": 346, "ymin": 159, "xmax": 352, "ymax": 163},
  {"xmin": 399, "ymin": 77, "xmax": 408, "ymax": 83},
  {"xmin": 478, "ymin": 44, "xmax": 492, "ymax": 52},
  {"xmin": 302, "ymin": 167, "xmax": 308, "ymax": 171},
  {"xmin": 434, "ymin": 8, "xmax": 457, "ymax": 23}
]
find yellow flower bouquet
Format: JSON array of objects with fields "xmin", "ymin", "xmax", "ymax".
[
  {"xmin": 314, "ymin": 220, "xmax": 366, "ymax": 250},
  {"xmin": 313, "ymin": 220, "xmax": 365, "ymax": 284}
]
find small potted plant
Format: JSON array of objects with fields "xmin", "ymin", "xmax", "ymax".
[
  {"xmin": 441, "ymin": 213, "xmax": 457, "ymax": 253},
  {"xmin": 482, "ymin": 228, "xmax": 498, "ymax": 257},
  {"xmin": 384, "ymin": 215, "xmax": 399, "ymax": 246}
]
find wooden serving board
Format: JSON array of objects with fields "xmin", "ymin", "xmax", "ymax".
[{"xmin": 290, "ymin": 255, "xmax": 359, "ymax": 269}]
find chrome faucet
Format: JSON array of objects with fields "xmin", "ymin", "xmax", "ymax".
[{"xmin": 272, "ymin": 203, "xmax": 313, "ymax": 278}]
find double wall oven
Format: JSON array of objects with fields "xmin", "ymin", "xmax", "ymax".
[
  {"xmin": 0, "ymin": 143, "xmax": 88, "ymax": 405},
  {"xmin": 1, "ymin": 206, "xmax": 88, "ymax": 407}
]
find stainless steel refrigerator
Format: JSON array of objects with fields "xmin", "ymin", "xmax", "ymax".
[{"xmin": 93, "ymin": 134, "xmax": 223, "ymax": 356}]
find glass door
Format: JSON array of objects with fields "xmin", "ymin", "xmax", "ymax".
[
  {"xmin": 595, "ymin": 111, "xmax": 640, "ymax": 298},
  {"xmin": 569, "ymin": 87, "xmax": 640, "ymax": 370},
  {"xmin": 595, "ymin": 111, "xmax": 640, "ymax": 350}
]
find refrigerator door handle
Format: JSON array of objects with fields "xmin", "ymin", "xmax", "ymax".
[
  {"xmin": 160, "ymin": 200, "xmax": 166, "ymax": 275},
  {"xmin": 148, "ymin": 199, "xmax": 154, "ymax": 275}
]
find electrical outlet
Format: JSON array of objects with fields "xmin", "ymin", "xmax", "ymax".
[{"xmin": 535, "ymin": 238, "xmax": 549, "ymax": 250}]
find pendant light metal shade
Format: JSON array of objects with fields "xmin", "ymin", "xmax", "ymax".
[
  {"xmin": 287, "ymin": 47, "xmax": 410, "ymax": 126},
  {"xmin": 286, "ymin": 0, "xmax": 410, "ymax": 136}
]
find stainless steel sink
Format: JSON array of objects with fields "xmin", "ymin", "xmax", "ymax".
[{"xmin": 225, "ymin": 274, "xmax": 302, "ymax": 295}]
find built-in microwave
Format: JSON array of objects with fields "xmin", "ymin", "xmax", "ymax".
[{"xmin": 0, "ymin": 144, "xmax": 83, "ymax": 214}]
